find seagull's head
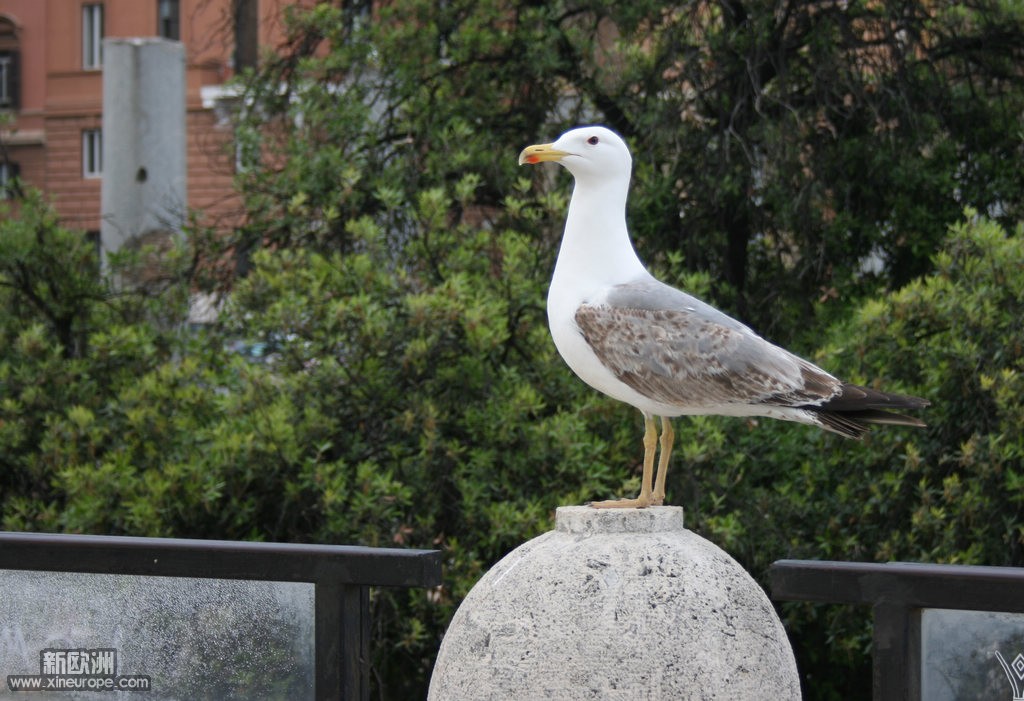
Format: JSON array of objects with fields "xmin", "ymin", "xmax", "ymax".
[{"xmin": 518, "ymin": 126, "xmax": 632, "ymax": 184}]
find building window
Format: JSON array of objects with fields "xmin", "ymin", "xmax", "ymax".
[
  {"xmin": 158, "ymin": 0, "xmax": 180, "ymax": 41},
  {"xmin": 0, "ymin": 15, "xmax": 19, "ymax": 109},
  {"xmin": 0, "ymin": 51, "xmax": 17, "ymax": 108},
  {"xmin": 233, "ymin": 0, "xmax": 258, "ymax": 72},
  {"xmin": 82, "ymin": 4, "xmax": 103, "ymax": 70},
  {"xmin": 0, "ymin": 160, "xmax": 19, "ymax": 199},
  {"xmin": 82, "ymin": 129, "xmax": 102, "ymax": 178}
]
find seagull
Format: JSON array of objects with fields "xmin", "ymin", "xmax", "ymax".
[{"xmin": 519, "ymin": 126, "xmax": 929, "ymax": 509}]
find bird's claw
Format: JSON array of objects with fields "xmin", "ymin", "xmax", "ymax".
[{"xmin": 588, "ymin": 496, "xmax": 652, "ymax": 509}]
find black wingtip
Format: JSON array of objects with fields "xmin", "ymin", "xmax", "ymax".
[
  {"xmin": 823, "ymin": 383, "xmax": 930, "ymax": 411},
  {"xmin": 814, "ymin": 409, "xmax": 927, "ymax": 439},
  {"xmin": 808, "ymin": 383, "xmax": 929, "ymax": 439}
]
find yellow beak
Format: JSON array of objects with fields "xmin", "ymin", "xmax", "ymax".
[{"xmin": 518, "ymin": 143, "xmax": 570, "ymax": 166}]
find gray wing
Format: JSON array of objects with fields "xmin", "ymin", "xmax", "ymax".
[
  {"xmin": 605, "ymin": 279, "xmax": 753, "ymax": 335},
  {"xmin": 577, "ymin": 280, "xmax": 841, "ymax": 409}
]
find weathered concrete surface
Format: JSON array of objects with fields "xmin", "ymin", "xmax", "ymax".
[
  {"xmin": 100, "ymin": 37, "xmax": 186, "ymax": 266},
  {"xmin": 429, "ymin": 506, "xmax": 800, "ymax": 700}
]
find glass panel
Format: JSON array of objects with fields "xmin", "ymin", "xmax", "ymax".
[
  {"xmin": 82, "ymin": 6, "xmax": 93, "ymax": 68},
  {"xmin": 920, "ymin": 608, "xmax": 1024, "ymax": 701},
  {"xmin": 0, "ymin": 54, "xmax": 9, "ymax": 105},
  {"xmin": 93, "ymin": 130, "xmax": 101, "ymax": 174},
  {"xmin": 158, "ymin": 0, "xmax": 180, "ymax": 40},
  {"xmin": 82, "ymin": 5, "xmax": 103, "ymax": 69},
  {"xmin": 0, "ymin": 570, "xmax": 314, "ymax": 700},
  {"xmin": 82, "ymin": 130, "xmax": 102, "ymax": 178}
]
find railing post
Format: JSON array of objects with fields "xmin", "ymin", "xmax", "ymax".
[
  {"xmin": 315, "ymin": 582, "xmax": 370, "ymax": 701},
  {"xmin": 342, "ymin": 584, "xmax": 370, "ymax": 701},
  {"xmin": 872, "ymin": 603, "xmax": 917, "ymax": 701}
]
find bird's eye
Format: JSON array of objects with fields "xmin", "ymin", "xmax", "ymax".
[{"xmin": 587, "ymin": 136, "xmax": 599, "ymax": 145}]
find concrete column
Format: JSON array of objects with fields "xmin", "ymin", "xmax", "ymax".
[
  {"xmin": 100, "ymin": 37, "xmax": 186, "ymax": 267},
  {"xmin": 429, "ymin": 506, "xmax": 801, "ymax": 699}
]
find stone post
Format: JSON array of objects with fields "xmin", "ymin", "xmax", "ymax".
[
  {"xmin": 100, "ymin": 37, "xmax": 186, "ymax": 268},
  {"xmin": 429, "ymin": 506, "xmax": 801, "ymax": 699}
]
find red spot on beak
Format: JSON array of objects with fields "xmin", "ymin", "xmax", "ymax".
[{"xmin": 526, "ymin": 155, "xmax": 540, "ymax": 164}]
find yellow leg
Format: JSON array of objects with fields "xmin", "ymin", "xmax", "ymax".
[
  {"xmin": 652, "ymin": 416, "xmax": 674, "ymax": 506},
  {"xmin": 590, "ymin": 414, "xmax": 657, "ymax": 509}
]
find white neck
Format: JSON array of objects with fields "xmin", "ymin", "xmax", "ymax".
[{"xmin": 552, "ymin": 174, "xmax": 646, "ymax": 292}]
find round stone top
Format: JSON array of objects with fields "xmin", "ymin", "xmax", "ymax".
[
  {"xmin": 430, "ymin": 502, "xmax": 800, "ymax": 699},
  {"xmin": 555, "ymin": 505, "xmax": 684, "ymax": 535}
]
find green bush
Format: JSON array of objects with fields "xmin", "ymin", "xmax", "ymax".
[
  {"xmin": 5, "ymin": 173, "xmax": 1021, "ymax": 699},
  {"xmin": 1, "ymin": 184, "xmax": 643, "ymax": 697},
  {"xmin": 669, "ymin": 213, "xmax": 1024, "ymax": 699},
  {"xmin": 4, "ymin": 0, "xmax": 1024, "ymax": 688}
]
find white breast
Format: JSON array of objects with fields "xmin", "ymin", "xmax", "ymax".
[{"xmin": 546, "ymin": 278, "xmax": 684, "ymax": 417}]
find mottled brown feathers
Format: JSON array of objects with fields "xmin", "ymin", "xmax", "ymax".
[
  {"xmin": 575, "ymin": 302, "xmax": 929, "ymax": 438},
  {"xmin": 575, "ymin": 304, "xmax": 835, "ymax": 408}
]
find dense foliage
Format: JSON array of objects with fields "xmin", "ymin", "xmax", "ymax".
[
  {"xmin": 230, "ymin": 0, "xmax": 1024, "ymax": 340},
  {"xmin": 3, "ymin": 0, "xmax": 1024, "ymax": 698},
  {"xmin": 682, "ymin": 214, "xmax": 1024, "ymax": 699}
]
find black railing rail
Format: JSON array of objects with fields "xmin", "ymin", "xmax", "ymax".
[
  {"xmin": 0, "ymin": 531, "xmax": 443, "ymax": 701},
  {"xmin": 770, "ymin": 559, "xmax": 1024, "ymax": 701}
]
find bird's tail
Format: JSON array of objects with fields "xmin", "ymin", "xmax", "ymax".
[{"xmin": 807, "ymin": 384, "xmax": 929, "ymax": 439}]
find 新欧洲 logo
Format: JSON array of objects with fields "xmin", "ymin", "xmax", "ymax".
[{"xmin": 6, "ymin": 648, "xmax": 150, "ymax": 693}]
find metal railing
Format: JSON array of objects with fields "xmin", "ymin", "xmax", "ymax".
[
  {"xmin": 0, "ymin": 531, "xmax": 442, "ymax": 700},
  {"xmin": 770, "ymin": 559, "xmax": 1024, "ymax": 700}
]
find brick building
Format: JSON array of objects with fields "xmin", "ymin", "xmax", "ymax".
[{"xmin": 0, "ymin": 0, "xmax": 303, "ymax": 238}]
